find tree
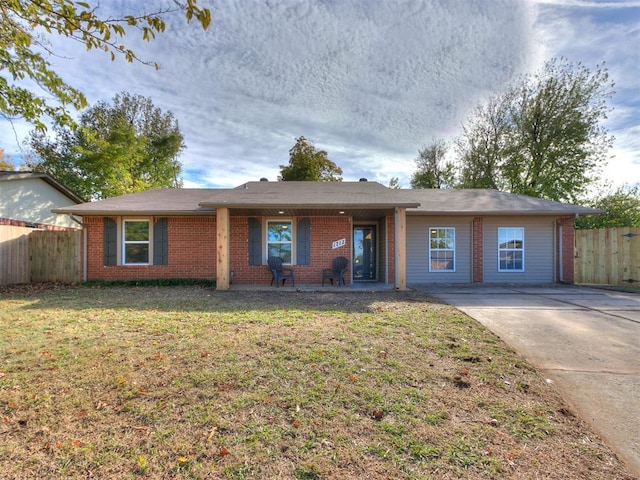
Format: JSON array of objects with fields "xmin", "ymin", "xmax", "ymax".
[
  {"xmin": 575, "ymin": 185, "xmax": 640, "ymax": 229},
  {"xmin": 27, "ymin": 92, "xmax": 184, "ymax": 200},
  {"xmin": 458, "ymin": 58, "xmax": 614, "ymax": 202},
  {"xmin": 410, "ymin": 140, "xmax": 456, "ymax": 189},
  {"xmin": 279, "ymin": 137, "xmax": 343, "ymax": 181},
  {"xmin": 456, "ymin": 96, "xmax": 510, "ymax": 190},
  {"xmin": 0, "ymin": 148, "xmax": 15, "ymax": 170},
  {"xmin": 1, "ymin": 1, "xmax": 210, "ymax": 131},
  {"xmin": 388, "ymin": 177, "xmax": 401, "ymax": 189}
]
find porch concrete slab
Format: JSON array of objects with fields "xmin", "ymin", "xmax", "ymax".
[
  {"xmin": 228, "ymin": 283, "xmax": 395, "ymax": 292},
  {"xmin": 420, "ymin": 285, "xmax": 640, "ymax": 476}
]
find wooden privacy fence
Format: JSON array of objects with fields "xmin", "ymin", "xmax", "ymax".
[
  {"xmin": 0, "ymin": 226, "xmax": 82, "ymax": 285},
  {"xmin": 575, "ymin": 227, "xmax": 640, "ymax": 285}
]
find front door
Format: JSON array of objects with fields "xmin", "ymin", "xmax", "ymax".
[{"xmin": 353, "ymin": 226, "xmax": 376, "ymax": 281}]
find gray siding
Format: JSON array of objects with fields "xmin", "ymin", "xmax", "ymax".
[
  {"xmin": 483, "ymin": 217, "xmax": 554, "ymax": 283},
  {"xmin": 406, "ymin": 216, "xmax": 472, "ymax": 283}
]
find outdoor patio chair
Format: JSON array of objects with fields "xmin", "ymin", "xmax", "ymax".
[
  {"xmin": 268, "ymin": 256, "xmax": 295, "ymax": 287},
  {"xmin": 322, "ymin": 256, "xmax": 348, "ymax": 286}
]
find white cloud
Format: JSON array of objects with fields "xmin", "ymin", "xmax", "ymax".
[{"xmin": 2, "ymin": 0, "xmax": 637, "ymax": 192}]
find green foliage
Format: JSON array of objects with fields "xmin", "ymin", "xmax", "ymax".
[
  {"xmin": 279, "ymin": 136, "xmax": 343, "ymax": 181},
  {"xmin": 410, "ymin": 139, "xmax": 456, "ymax": 189},
  {"xmin": 457, "ymin": 58, "xmax": 614, "ymax": 202},
  {"xmin": 0, "ymin": 148, "xmax": 15, "ymax": 170},
  {"xmin": 83, "ymin": 278, "xmax": 216, "ymax": 288},
  {"xmin": 575, "ymin": 185, "xmax": 640, "ymax": 229},
  {"xmin": 0, "ymin": 1, "xmax": 210, "ymax": 131},
  {"xmin": 27, "ymin": 92, "xmax": 185, "ymax": 200}
]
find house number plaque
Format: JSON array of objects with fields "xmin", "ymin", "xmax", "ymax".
[{"xmin": 332, "ymin": 238, "xmax": 346, "ymax": 249}]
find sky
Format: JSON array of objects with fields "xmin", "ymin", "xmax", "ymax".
[{"xmin": 2, "ymin": 0, "xmax": 639, "ymax": 193}]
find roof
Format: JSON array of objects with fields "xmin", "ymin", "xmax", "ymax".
[
  {"xmin": 0, "ymin": 171, "xmax": 84, "ymax": 204},
  {"xmin": 51, "ymin": 181, "xmax": 601, "ymax": 217},
  {"xmin": 404, "ymin": 189, "xmax": 601, "ymax": 216},
  {"xmin": 201, "ymin": 181, "xmax": 419, "ymax": 208},
  {"xmin": 52, "ymin": 188, "xmax": 215, "ymax": 216}
]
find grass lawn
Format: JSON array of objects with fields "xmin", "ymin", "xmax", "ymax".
[{"xmin": 0, "ymin": 286, "xmax": 634, "ymax": 479}]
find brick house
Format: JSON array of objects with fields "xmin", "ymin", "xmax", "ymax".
[{"xmin": 53, "ymin": 180, "xmax": 598, "ymax": 289}]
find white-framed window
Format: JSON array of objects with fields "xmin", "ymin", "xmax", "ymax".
[
  {"xmin": 429, "ymin": 227, "xmax": 455, "ymax": 272},
  {"xmin": 498, "ymin": 227, "xmax": 524, "ymax": 272},
  {"xmin": 123, "ymin": 219, "xmax": 151, "ymax": 265},
  {"xmin": 267, "ymin": 219, "xmax": 293, "ymax": 264}
]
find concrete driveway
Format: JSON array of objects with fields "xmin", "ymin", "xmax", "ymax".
[{"xmin": 417, "ymin": 284, "xmax": 640, "ymax": 476}]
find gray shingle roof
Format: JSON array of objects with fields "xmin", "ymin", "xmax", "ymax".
[
  {"xmin": 52, "ymin": 188, "xmax": 215, "ymax": 215},
  {"xmin": 404, "ymin": 189, "xmax": 601, "ymax": 215},
  {"xmin": 52, "ymin": 182, "xmax": 601, "ymax": 217},
  {"xmin": 199, "ymin": 181, "xmax": 419, "ymax": 208}
]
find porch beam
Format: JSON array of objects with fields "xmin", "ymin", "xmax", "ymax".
[
  {"xmin": 394, "ymin": 207, "xmax": 407, "ymax": 290},
  {"xmin": 216, "ymin": 207, "xmax": 230, "ymax": 290}
]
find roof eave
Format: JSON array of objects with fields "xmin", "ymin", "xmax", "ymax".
[
  {"xmin": 51, "ymin": 209, "xmax": 216, "ymax": 216},
  {"xmin": 200, "ymin": 202, "xmax": 420, "ymax": 209},
  {"xmin": 407, "ymin": 209, "xmax": 603, "ymax": 216}
]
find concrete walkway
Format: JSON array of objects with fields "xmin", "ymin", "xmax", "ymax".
[{"xmin": 417, "ymin": 284, "xmax": 640, "ymax": 476}]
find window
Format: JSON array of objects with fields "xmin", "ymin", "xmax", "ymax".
[
  {"xmin": 498, "ymin": 227, "xmax": 524, "ymax": 271},
  {"xmin": 267, "ymin": 220, "xmax": 292, "ymax": 264},
  {"xmin": 429, "ymin": 227, "xmax": 455, "ymax": 272},
  {"xmin": 123, "ymin": 220, "xmax": 150, "ymax": 265}
]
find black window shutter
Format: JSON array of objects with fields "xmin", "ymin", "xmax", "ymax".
[
  {"xmin": 296, "ymin": 217, "xmax": 311, "ymax": 265},
  {"xmin": 153, "ymin": 217, "xmax": 169, "ymax": 265},
  {"xmin": 248, "ymin": 217, "xmax": 262, "ymax": 265},
  {"xmin": 103, "ymin": 217, "xmax": 117, "ymax": 266}
]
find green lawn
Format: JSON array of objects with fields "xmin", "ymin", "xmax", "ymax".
[{"xmin": 0, "ymin": 286, "xmax": 632, "ymax": 479}]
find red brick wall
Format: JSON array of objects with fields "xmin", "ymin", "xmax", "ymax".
[
  {"xmin": 85, "ymin": 216, "xmax": 216, "ymax": 281},
  {"xmin": 229, "ymin": 216, "xmax": 353, "ymax": 285},
  {"xmin": 84, "ymin": 215, "xmax": 402, "ymax": 285},
  {"xmin": 472, "ymin": 217, "xmax": 484, "ymax": 283},
  {"xmin": 556, "ymin": 216, "xmax": 575, "ymax": 283}
]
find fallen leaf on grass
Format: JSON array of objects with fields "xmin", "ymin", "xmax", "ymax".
[
  {"xmin": 218, "ymin": 447, "xmax": 230, "ymax": 456},
  {"xmin": 217, "ymin": 382, "xmax": 235, "ymax": 392}
]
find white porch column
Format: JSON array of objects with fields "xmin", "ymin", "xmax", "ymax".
[
  {"xmin": 394, "ymin": 207, "xmax": 407, "ymax": 290},
  {"xmin": 216, "ymin": 207, "xmax": 230, "ymax": 290}
]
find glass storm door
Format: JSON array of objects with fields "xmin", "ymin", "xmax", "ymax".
[{"xmin": 353, "ymin": 226, "xmax": 376, "ymax": 281}]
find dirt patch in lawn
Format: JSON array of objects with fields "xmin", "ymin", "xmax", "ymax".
[{"xmin": 0, "ymin": 286, "xmax": 636, "ymax": 479}]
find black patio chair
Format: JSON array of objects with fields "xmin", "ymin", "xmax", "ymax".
[
  {"xmin": 268, "ymin": 256, "xmax": 295, "ymax": 288},
  {"xmin": 322, "ymin": 256, "xmax": 348, "ymax": 286}
]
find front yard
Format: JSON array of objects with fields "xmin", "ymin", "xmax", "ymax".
[{"xmin": 0, "ymin": 286, "xmax": 634, "ymax": 479}]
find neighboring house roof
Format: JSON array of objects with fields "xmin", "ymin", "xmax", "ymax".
[
  {"xmin": 52, "ymin": 181, "xmax": 601, "ymax": 218},
  {"xmin": 0, "ymin": 171, "xmax": 84, "ymax": 204}
]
